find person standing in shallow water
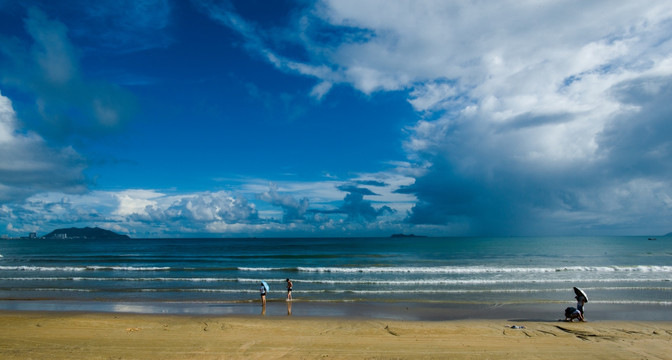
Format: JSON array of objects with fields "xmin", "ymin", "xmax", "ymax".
[
  {"xmin": 260, "ymin": 282, "xmax": 267, "ymax": 306},
  {"xmin": 286, "ymin": 278, "xmax": 293, "ymax": 301}
]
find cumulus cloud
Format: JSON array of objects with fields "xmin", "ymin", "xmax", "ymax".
[
  {"xmin": 387, "ymin": 3, "xmax": 672, "ymax": 234},
  {"xmin": 0, "ymin": 190, "xmax": 118, "ymax": 234},
  {"xmin": 213, "ymin": 0, "xmax": 672, "ymax": 234},
  {"xmin": 0, "ymin": 174, "xmax": 416, "ymax": 237},
  {"xmin": 1, "ymin": 189, "xmax": 260, "ymax": 236},
  {"xmin": 337, "ymin": 185, "xmax": 395, "ymax": 222},
  {"xmin": 0, "ymin": 91, "xmax": 87, "ymax": 203},
  {"xmin": 257, "ymin": 183, "xmax": 310, "ymax": 223},
  {"xmin": 4, "ymin": 1, "xmax": 670, "ymax": 237},
  {"xmin": 127, "ymin": 191, "xmax": 259, "ymax": 227},
  {"xmin": 309, "ymin": 184, "xmax": 395, "ymax": 225}
]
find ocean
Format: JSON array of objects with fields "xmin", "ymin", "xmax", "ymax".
[{"xmin": 1, "ymin": 236, "xmax": 670, "ymax": 320}]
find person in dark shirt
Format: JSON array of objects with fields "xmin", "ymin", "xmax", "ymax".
[{"xmin": 286, "ymin": 278, "xmax": 293, "ymax": 301}]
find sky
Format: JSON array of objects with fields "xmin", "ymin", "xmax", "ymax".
[{"xmin": 1, "ymin": 0, "xmax": 672, "ymax": 238}]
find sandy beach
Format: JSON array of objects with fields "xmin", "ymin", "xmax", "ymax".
[{"xmin": 1, "ymin": 311, "xmax": 671, "ymax": 359}]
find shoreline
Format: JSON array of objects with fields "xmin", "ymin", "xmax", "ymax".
[
  {"xmin": 1, "ymin": 311, "xmax": 671, "ymax": 359},
  {"xmin": 2, "ymin": 299, "xmax": 671, "ymax": 322}
]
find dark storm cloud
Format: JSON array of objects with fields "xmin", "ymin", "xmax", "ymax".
[
  {"xmin": 597, "ymin": 76, "xmax": 672, "ymax": 179},
  {"xmin": 396, "ymin": 157, "xmax": 534, "ymax": 235},
  {"xmin": 401, "ymin": 73, "xmax": 672, "ymax": 235}
]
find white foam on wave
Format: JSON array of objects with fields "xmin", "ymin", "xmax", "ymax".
[
  {"xmin": 0, "ymin": 265, "xmax": 171, "ymax": 272},
  {"xmin": 0, "ymin": 266, "xmax": 86, "ymax": 272},
  {"xmin": 4, "ymin": 276, "xmax": 670, "ymax": 291},
  {"xmin": 0, "ymin": 276, "xmax": 239, "ymax": 283},
  {"xmin": 237, "ymin": 265, "xmax": 672, "ymax": 274},
  {"xmin": 237, "ymin": 267, "xmax": 289, "ymax": 272},
  {"xmin": 85, "ymin": 266, "xmax": 171, "ymax": 271},
  {"xmin": 9, "ymin": 265, "xmax": 666, "ymax": 274},
  {"xmin": 592, "ymin": 300, "xmax": 672, "ymax": 306},
  {"xmin": 28, "ymin": 288, "xmax": 95, "ymax": 292}
]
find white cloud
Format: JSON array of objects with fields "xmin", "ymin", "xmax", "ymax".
[
  {"xmin": 294, "ymin": 0, "xmax": 672, "ymax": 234},
  {"xmin": 4, "ymin": 1, "xmax": 671, "ymax": 237},
  {"xmin": 310, "ymin": 81, "xmax": 333, "ymax": 100},
  {"xmin": 408, "ymin": 82, "xmax": 458, "ymax": 112},
  {"xmin": 0, "ymin": 91, "xmax": 87, "ymax": 202},
  {"xmin": 114, "ymin": 189, "xmax": 163, "ymax": 216},
  {"xmin": 0, "ymin": 170, "xmax": 421, "ymax": 237}
]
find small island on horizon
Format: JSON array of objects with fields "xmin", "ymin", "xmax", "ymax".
[
  {"xmin": 42, "ymin": 227, "xmax": 130, "ymax": 240},
  {"xmin": 390, "ymin": 233, "xmax": 427, "ymax": 238}
]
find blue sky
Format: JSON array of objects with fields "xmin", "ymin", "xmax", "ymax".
[{"xmin": 1, "ymin": 0, "xmax": 672, "ymax": 238}]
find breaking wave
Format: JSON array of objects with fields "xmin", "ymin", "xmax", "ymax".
[{"xmin": 238, "ymin": 265, "xmax": 672, "ymax": 274}]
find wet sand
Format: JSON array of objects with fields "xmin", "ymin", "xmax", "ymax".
[
  {"xmin": 1, "ymin": 310, "xmax": 671, "ymax": 359},
  {"xmin": 2, "ymin": 299, "xmax": 672, "ymax": 322}
]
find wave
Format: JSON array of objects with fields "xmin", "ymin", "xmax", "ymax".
[
  {"xmin": 1, "ymin": 278, "xmax": 669, "ymax": 292},
  {"xmin": 3, "ymin": 276, "xmax": 669, "ymax": 286},
  {"xmin": 238, "ymin": 265, "xmax": 672, "ymax": 274},
  {"xmin": 591, "ymin": 300, "xmax": 672, "ymax": 306},
  {"xmin": 4, "ymin": 287, "xmax": 667, "ymax": 294},
  {"xmin": 0, "ymin": 265, "xmax": 171, "ymax": 272},
  {"xmin": 87, "ymin": 266, "xmax": 172, "ymax": 271},
  {"xmin": 3, "ymin": 265, "xmax": 670, "ymax": 274},
  {"xmin": 0, "ymin": 277, "xmax": 240, "ymax": 282}
]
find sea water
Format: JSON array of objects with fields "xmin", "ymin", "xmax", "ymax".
[{"xmin": 0, "ymin": 236, "xmax": 670, "ymax": 317}]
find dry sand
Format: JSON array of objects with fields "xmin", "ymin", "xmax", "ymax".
[{"xmin": 1, "ymin": 311, "xmax": 671, "ymax": 359}]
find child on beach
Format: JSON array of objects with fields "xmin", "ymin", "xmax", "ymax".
[{"xmin": 286, "ymin": 278, "xmax": 293, "ymax": 301}]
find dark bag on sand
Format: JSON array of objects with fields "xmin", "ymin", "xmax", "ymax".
[{"xmin": 565, "ymin": 307, "xmax": 577, "ymax": 317}]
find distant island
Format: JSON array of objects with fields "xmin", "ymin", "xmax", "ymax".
[
  {"xmin": 390, "ymin": 233, "xmax": 427, "ymax": 238},
  {"xmin": 43, "ymin": 227, "xmax": 130, "ymax": 240}
]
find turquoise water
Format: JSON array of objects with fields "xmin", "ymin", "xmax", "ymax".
[{"xmin": 1, "ymin": 236, "xmax": 670, "ymax": 309}]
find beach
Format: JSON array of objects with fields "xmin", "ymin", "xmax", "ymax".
[
  {"xmin": 1, "ymin": 311, "xmax": 671, "ymax": 359},
  {"xmin": 2, "ymin": 236, "xmax": 670, "ymax": 358}
]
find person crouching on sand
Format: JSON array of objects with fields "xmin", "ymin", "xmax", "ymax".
[
  {"xmin": 260, "ymin": 282, "xmax": 267, "ymax": 306},
  {"xmin": 286, "ymin": 278, "xmax": 293, "ymax": 301},
  {"xmin": 564, "ymin": 307, "xmax": 584, "ymax": 322},
  {"xmin": 575, "ymin": 294, "xmax": 587, "ymax": 318}
]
